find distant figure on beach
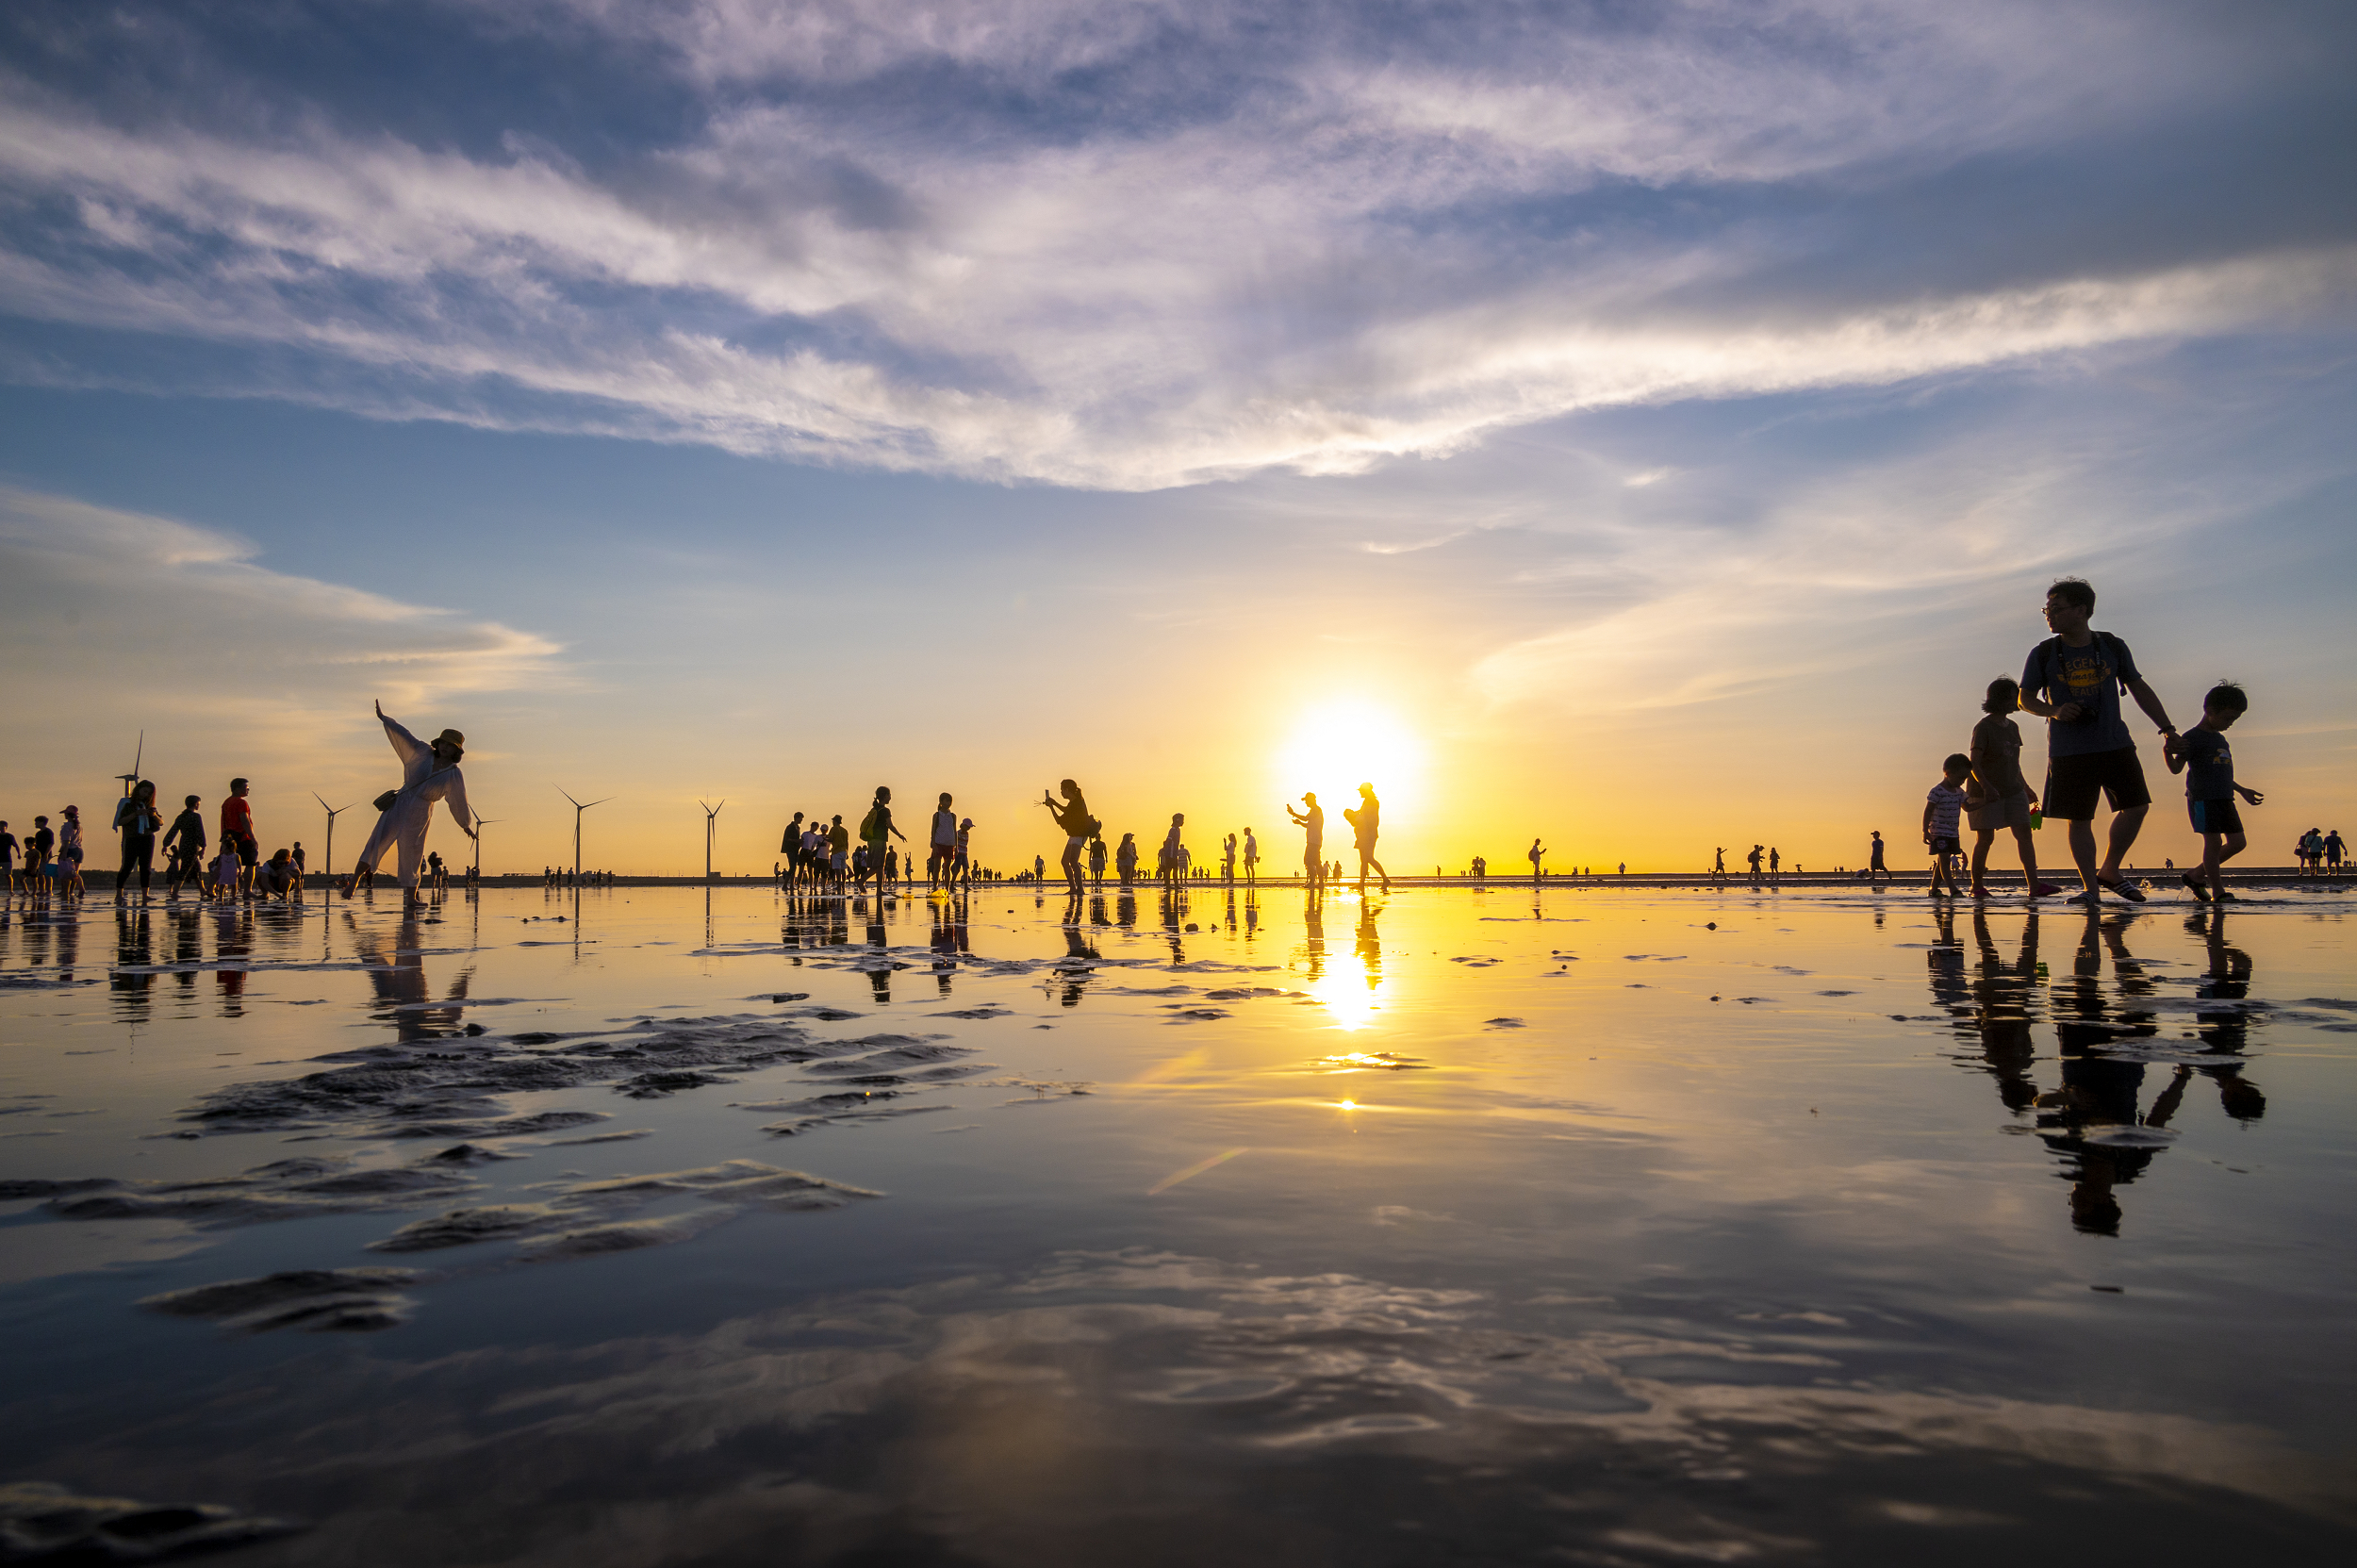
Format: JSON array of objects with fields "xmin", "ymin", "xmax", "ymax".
[
  {"xmin": 111, "ymin": 781, "xmax": 161, "ymax": 904},
  {"xmin": 0, "ymin": 821, "xmax": 14, "ymax": 894},
  {"xmin": 221, "ymin": 782, "xmax": 255, "ymax": 899},
  {"xmin": 828, "ymin": 815, "xmax": 849, "ymax": 885},
  {"xmin": 1768, "ymin": 848, "xmax": 1779, "ymax": 883},
  {"xmin": 1040, "ymin": 779, "xmax": 1093, "ymax": 896},
  {"xmin": 1713, "ymin": 846, "xmax": 1725, "ymax": 883},
  {"xmin": 1222, "ymin": 833, "xmax": 1237, "ymax": 883},
  {"xmin": 345, "ymin": 705, "xmax": 472, "ymax": 905},
  {"xmin": 930, "ymin": 794, "xmax": 957, "ymax": 888},
  {"xmin": 1923, "ymin": 754, "xmax": 1970, "ymax": 898},
  {"xmin": 1286, "ymin": 793, "xmax": 1325, "ymax": 889},
  {"xmin": 1033, "ymin": 853, "xmax": 1047, "ymax": 884},
  {"xmin": 1116, "ymin": 832, "xmax": 1139, "ymax": 884},
  {"xmin": 861, "ymin": 786, "xmax": 907, "ymax": 892},
  {"xmin": 2019, "ymin": 576, "xmax": 2177, "ymax": 906},
  {"xmin": 1243, "ymin": 828, "xmax": 1259, "ymax": 883},
  {"xmin": 1089, "ymin": 835, "xmax": 1109, "ymax": 887},
  {"xmin": 1527, "ymin": 838, "xmax": 1543, "ymax": 885},
  {"xmin": 1967, "ymin": 676, "xmax": 2046, "ymax": 900},
  {"xmin": 1343, "ymin": 784, "xmax": 1390, "ymax": 894},
  {"xmin": 2326, "ymin": 829, "xmax": 2346, "ymax": 873},
  {"xmin": 2166, "ymin": 683, "xmax": 2263, "ymax": 903},
  {"xmin": 1868, "ymin": 832, "xmax": 1888, "ymax": 888},
  {"xmin": 1160, "ymin": 814, "xmax": 1186, "ymax": 886},
  {"xmin": 1747, "ymin": 845, "xmax": 1764, "ymax": 885}
]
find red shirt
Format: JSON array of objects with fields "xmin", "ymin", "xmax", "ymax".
[{"xmin": 223, "ymin": 797, "xmax": 254, "ymax": 841}]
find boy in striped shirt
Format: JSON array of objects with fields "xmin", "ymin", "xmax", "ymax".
[{"xmin": 1922, "ymin": 753, "xmax": 1970, "ymax": 898}]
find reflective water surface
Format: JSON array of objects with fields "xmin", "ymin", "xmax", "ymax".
[{"xmin": 4, "ymin": 884, "xmax": 2353, "ymax": 1563}]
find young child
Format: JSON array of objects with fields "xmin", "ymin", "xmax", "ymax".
[
  {"xmin": 2166, "ymin": 682, "xmax": 2263, "ymax": 903},
  {"xmin": 1966, "ymin": 677, "xmax": 2048, "ymax": 899},
  {"xmin": 1922, "ymin": 754, "xmax": 1970, "ymax": 897}
]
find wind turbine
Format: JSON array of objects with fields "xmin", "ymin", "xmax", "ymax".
[
  {"xmin": 115, "ymin": 731, "xmax": 144, "ymax": 800},
  {"xmin": 700, "ymin": 799, "xmax": 725, "ymax": 882},
  {"xmin": 557, "ymin": 788, "xmax": 612, "ymax": 886},
  {"xmin": 471, "ymin": 817, "xmax": 503, "ymax": 883},
  {"xmin": 313, "ymin": 793, "xmax": 356, "ymax": 887}
]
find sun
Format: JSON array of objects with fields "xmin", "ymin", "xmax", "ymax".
[{"xmin": 1275, "ymin": 701, "xmax": 1424, "ymax": 819}]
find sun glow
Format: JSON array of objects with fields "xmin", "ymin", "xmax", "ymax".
[{"xmin": 1275, "ymin": 701, "xmax": 1425, "ymax": 832}]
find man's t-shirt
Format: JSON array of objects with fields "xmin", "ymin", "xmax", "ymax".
[
  {"xmin": 222, "ymin": 797, "xmax": 255, "ymax": 843},
  {"xmin": 0, "ymin": 832, "xmax": 15, "ymax": 867},
  {"xmin": 1926, "ymin": 783, "xmax": 1967, "ymax": 839},
  {"xmin": 31, "ymin": 828, "xmax": 55, "ymax": 861},
  {"xmin": 2022, "ymin": 633, "xmax": 2141, "ymax": 757},
  {"xmin": 1299, "ymin": 804, "xmax": 1323, "ymax": 850},
  {"xmin": 2178, "ymin": 727, "xmax": 2234, "ymax": 801}
]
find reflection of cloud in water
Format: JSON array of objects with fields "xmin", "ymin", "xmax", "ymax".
[{"xmin": 43, "ymin": 1251, "xmax": 2349, "ymax": 1566}]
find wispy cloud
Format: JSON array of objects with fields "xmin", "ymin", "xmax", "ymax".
[{"xmin": 0, "ymin": 1, "xmax": 2349, "ymax": 487}]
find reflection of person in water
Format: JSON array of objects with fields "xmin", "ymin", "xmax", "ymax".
[
  {"xmin": 351, "ymin": 908, "xmax": 475, "ymax": 1043},
  {"xmin": 2187, "ymin": 908, "xmax": 2266, "ymax": 1119},
  {"xmin": 1300, "ymin": 890, "xmax": 1326, "ymax": 982},
  {"xmin": 349, "ymin": 703, "xmax": 474, "ymax": 905},
  {"xmin": 1355, "ymin": 899, "xmax": 1383, "ymax": 990}
]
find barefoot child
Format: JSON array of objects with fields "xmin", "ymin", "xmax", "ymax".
[
  {"xmin": 1923, "ymin": 755, "xmax": 1970, "ymax": 897},
  {"xmin": 2166, "ymin": 683, "xmax": 2263, "ymax": 903},
  {"xmin": 1967, "ymin": 678, "xmax": 2044, "ymax": 898}
]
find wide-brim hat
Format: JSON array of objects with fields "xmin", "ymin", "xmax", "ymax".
[{"xmin": 435, "ymin": 729, "xmax": 465, "ymax": 750}]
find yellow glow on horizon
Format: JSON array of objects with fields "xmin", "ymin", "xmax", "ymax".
[{"xmin": 1274, "ymin": 701, "xmax": 1424, "ymax": 830}]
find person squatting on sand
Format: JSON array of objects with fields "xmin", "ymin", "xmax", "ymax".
[{"xmin": 346, "ymin": 703, "xmax": 474, "ymax": 905}]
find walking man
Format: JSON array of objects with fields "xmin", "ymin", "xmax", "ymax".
[
  {"xmin": 1344, "ymin": 784, "xmax": 1390, "ymax": 894},
  {"xmin": 2019, "ymin": 577, "xmax": 2177, "ymax": 906}
]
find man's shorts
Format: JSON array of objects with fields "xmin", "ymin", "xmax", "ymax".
[
  {"xmin": 2189, "ymin": 797, "xmax": 2244, "ymax": 837},
  {"xmin": 235, "ymin": 834, "xmax": 259, "ymax": 867},
  {"xmin": 1968, "ymin": 793, "xmax": 2033, "ymax": 833},
  {"xmin": 2044, "ymin": 747, "xmax": 2150, "ymax": 820},
  {"xmin": 1928, "ymin": 835, "xmax": 1961, "ymax": 857}
]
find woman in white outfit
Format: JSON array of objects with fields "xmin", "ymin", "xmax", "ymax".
[{"xmin": 349, "ymin": 702, "xmax": 475, "ymax": 902}]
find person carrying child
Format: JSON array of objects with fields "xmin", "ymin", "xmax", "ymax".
[
  {"xmin": 2164, "ymin": 683, "xmax": 2263, "ymax": 903},
  {"xmin": 1923, "ymin": 754, "xmax": 1970, "ymax": 898},
  {"xmin": 1966, "ymin": 677, "xmax": 2050, "ymax": 900}
]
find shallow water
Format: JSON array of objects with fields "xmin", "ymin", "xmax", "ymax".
[{"xmin": 3, "ymin": 883, "xmax": 2353, "ymax": 1564}]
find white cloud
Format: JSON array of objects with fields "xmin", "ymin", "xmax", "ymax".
[
  {"xmin": 0, "ymin": 1, "xmax": 2347, "ymax": 487},
  {"xmin": 0, "ymin": 488, "xmax": 564, "ymax": 795}
]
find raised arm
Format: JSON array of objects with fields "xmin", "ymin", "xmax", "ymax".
[{"xmin": 377, "ymin": 702, "xmax": 429, "ymax": 767}]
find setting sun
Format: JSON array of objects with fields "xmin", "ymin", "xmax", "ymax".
[{"xmin": 1275, "ymin": 701, "xmax": 1425, "ymax": 822}]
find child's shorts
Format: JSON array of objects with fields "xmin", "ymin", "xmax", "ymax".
[
  {"xmin": 2189, "ymin": 798, "xmax": 2243, "ymax": 836},
  {"xmin": 1928, "ymin": 836, "xmax": 1961, "ymax": 857}
]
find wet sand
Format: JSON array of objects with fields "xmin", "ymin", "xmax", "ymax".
[{"xmin": 3, "ymin": 884, "xmax": 2353, "ymax": 1564}]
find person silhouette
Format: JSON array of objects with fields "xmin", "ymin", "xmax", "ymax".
[
  {"xmin": 347, "ymin": 703, "xmax": 474, "ymax": 906},
  {"xmin": 1040, "ymin": 779, "xmax": 1093, "ymax": 896},
  {"xmin": 1286, "ymin": 794, "xmax": 1325, "ymax": 890},
  {"xmin": 1527, "ymin": 838, "xmax": 1543, "ymax": 886},
  {"xmin": 1343, "ymin": 784, "xmax": 1390, "ymax": 894}
]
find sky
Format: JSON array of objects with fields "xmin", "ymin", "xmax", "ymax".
[{"xmin": 1, "ymin": 0, "xmax": 2352, "ymax": 877}]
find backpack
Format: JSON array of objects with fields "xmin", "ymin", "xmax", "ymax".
[{"xmin": 859, "ymin": 805, "xmax": 880, "ymax": 840}]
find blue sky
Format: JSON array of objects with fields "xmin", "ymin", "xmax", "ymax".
[{"xmin": 2, "ymin": 1, "xmax": 2351, "ymax": 872}]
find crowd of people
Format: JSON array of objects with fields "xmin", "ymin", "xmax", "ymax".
[{"xmin": 8, "ymin": 603, "xmax": 2343, "ymax": 908}]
